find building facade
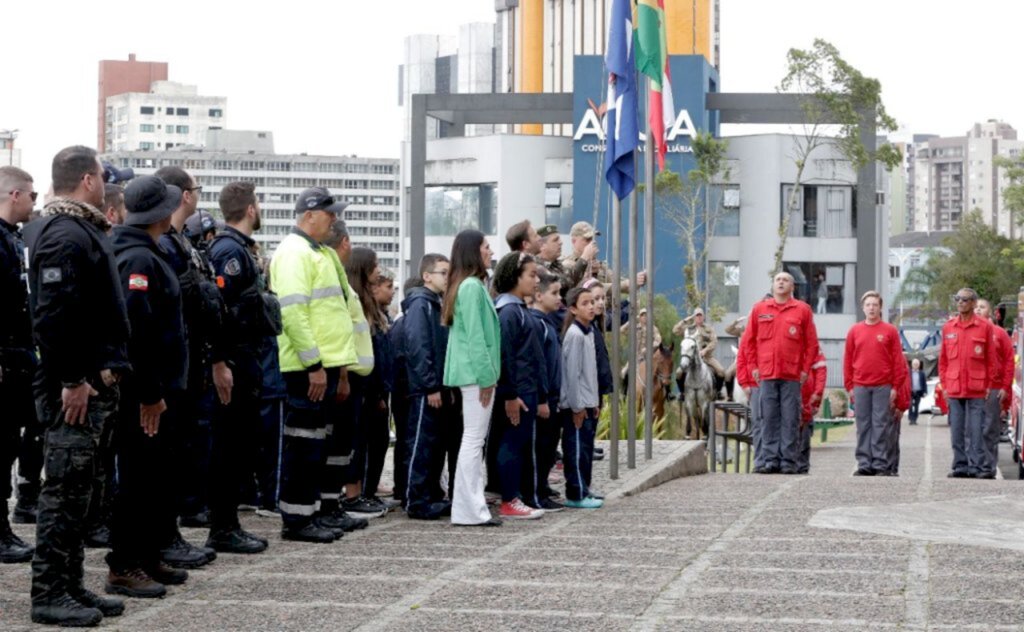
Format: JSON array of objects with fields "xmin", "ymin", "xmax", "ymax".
[
  {"xmin": 912, "ymin": 120, "xmax": 1023, "ymax": 237},
  {"xmin": 105, "ymin": 81, "xmax": 227, "ymax": 153},
  {"xmin": 103, "ymin": 131, "xmax": 400, "ymax": 270},
  {"xmin": 707, "ymin": 134, "xmax": 870, "ymax": 387},
  {"xmin": 886, "ymin": 230, "xmax": 953, "ymax": 325},
  {"xmin": 97, "ymin": 54, "xmax": 169, "ymax": 152}
]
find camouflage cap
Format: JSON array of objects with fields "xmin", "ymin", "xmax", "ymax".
[
  {"xmin": 537, "ymin": 224, "xmax": 559, "ymax": 238},
  {"xmin": 570, "ymin": 221, "xmax": 599, "ymax": 239}
]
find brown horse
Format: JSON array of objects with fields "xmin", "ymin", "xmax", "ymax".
[{"xmin": 637, "ymin": 342, "xmax": 675, "ymax": 421}]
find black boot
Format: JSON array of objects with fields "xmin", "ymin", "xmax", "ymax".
[
  {"xmin": 70, "ymin": 588, "xmax": 124, "ymax": 617},
  {"xmin": 84, "ymin": 524, "xmax": 111, "ymax": 549},
  {"xmin": 11, "ymin": 500, "xmax": 37, "ymax": 524},
  {"xmin": 31, "ymin": 593, "xmax": 103, "ymax": 627},
  {"xmin": 0, "ymin": 517, "xmax": 34, "ymax": 563}
]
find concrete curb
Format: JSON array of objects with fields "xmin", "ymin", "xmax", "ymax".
[{"xmin": 608, "ymin": 440, "xmax": 707, "ymax": 500}]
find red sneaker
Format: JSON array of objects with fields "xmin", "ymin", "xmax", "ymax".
[{"xmin": 499, "ymin": 498, "xmax": 544, "ymax": 520}]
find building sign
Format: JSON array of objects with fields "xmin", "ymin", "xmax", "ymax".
[{"xmin": 571, "ymin": 55, "xmax": 720, "ymax": 302}]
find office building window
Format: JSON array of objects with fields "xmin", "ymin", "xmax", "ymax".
[
  {"xmin": 782, "ymin": 184, "xmax": 854, "ymax": 238},
  {"xmin": 140, "ymin": 124, "xmax": 155, "ymax": 133},
  {"xmin": 712, "ymin": 185, "xmax": 740, "ymax": 236},
  {"xmin": 544, "ymin": 183, "xmax": 573, "ymax": 233},
  {"xmin": 209, "ymin": 108, "xmax": 223, "ymax": 118},
  {"xmin": 425, "ymin": 183, "xmax": 498, "ymax": 236},
  {"xmin": 139, "ymin": 142, "xmax": 154, "ymax": 150},
  {"xmin": 176, "ymin": 108, "xmax": 189, "ymax": 116},
  {"xmin": 785, "ymin": 261, "xmax": 853, "ymax": 314},
  {"xmin": 708, "ymin": 261, "xmax": 740, "ymax": 313},
  {"xmin": 140, "ymin": 106, "xmax": 155, "ymax": 115},
  {"xmin": 176, "ymin": 125, "xmax": 189, "ymax": 134}
]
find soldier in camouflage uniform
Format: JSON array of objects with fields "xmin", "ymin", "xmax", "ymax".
[
  {"xmin": 535, "ymin": 224, "xmax": 571, "ymax": 299},
  {"xmin": 560, "ymin": 221, "xmax": 645, "ymax": 293},
  {"xmin": 672, "ymin": 307, "xmax": 725, "ymax": 379}
]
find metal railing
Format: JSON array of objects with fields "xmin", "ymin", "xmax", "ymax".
[{"xmin": 707, "ymin": 401, "xmax": 754, "ymax": 474}]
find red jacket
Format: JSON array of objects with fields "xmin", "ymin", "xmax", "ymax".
[
  {"xmin": 938, "ymin": 315, "xmax": 1000, "ymax": 399},
  {"xmin": 935, "ymin": 382, "xmax": 948, "ymax": 415},
  {"xmin": 991, "ymin": 325, "xmax": 1014, "ymax": 393},
  {"xmin": 843, "ymin": 320, "xmax": 903, "ymax": 392},
  {"xmin": 740, "ymin": 297, "xmax": 819, "ymax": 383},
  {"xmin": 801, "ymin": 350, "xmax": 827, "ymax": 424}
]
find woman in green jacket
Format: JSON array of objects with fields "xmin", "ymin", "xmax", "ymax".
[{"xmin": 442, "ymin": 230, "xmax": 500, "ymax": 526}]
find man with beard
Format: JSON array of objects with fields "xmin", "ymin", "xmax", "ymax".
[
  {"xmin": 25, "ymin": 146, "xmax": 129, "ymax": 626},
  {"xmin": 204, "ymin": 181, "xmax": 275, "ymax": 552}
]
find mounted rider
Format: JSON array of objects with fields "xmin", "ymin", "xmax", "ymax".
[{"xmin": 672, "ymin": 307, "xmax": 725, "ymax": 380}]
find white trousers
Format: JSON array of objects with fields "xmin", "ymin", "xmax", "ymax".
[{"xmin": 451, "ymin": 385, "xmax": 494, "ymax": 525}]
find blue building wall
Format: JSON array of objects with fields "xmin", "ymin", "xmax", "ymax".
[{"xmin": 571, "ymin": 55, "xmax": 719, "ymax": 306}]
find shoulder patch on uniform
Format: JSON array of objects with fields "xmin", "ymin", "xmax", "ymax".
[
  {"xmin": 41, "ymin": 267, "xmax": 62, "ymax": 284},
  {"xmin": 224, "ymin": 258, "xmax": 241, "ymax": 276},
  {"xmin": 128, "ymin": 274, "xmax": 149, "ymax": 291}
]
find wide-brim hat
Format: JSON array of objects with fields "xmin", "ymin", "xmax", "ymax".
[{"xmin": 123, "ymin": 175, "xmax": 181, "ymax": 227}]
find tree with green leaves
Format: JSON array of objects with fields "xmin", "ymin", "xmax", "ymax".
[
  {"xmin": 774, "ymin": 38, "xmax": 903, "ymax": 278},
  {"xmin": 654, "ymin": 131, "xmax": 730, "ymax": 315},
  {"xmin": 899, "ymin": 211, "xmax": 1024, "ymax": 320},
  {"xmin": 995, "ymin": 154, "xmax": 1024, "ymax": 231}
]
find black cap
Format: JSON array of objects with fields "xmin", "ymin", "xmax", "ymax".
[
  {"xmin": 123, "ymin": 175, "xmax": 181, "ymax": 227},
  {"xmin": 102, "ymin": 161, "xmax": 134, "ymax": 184},
  {"xmin": 184, "ymin": 210, "xmax": 223, "ymax": 237},
  {"xmin": 295, "ymin": 186, "xmax": 348, "ymax": 215}
]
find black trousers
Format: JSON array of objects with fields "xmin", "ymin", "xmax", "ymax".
[
  {"xmin": 1, "ymin": 367, "xmax": 41, "ymax": 505},
  {"xmin": 536, "ymin": 399, "xmax": 562, "ymax": 498},
  {"xmin": 391, "ymin": 389, "xmax": 410, "ymax": 501},
  {"xmin": 208, "ymin": 354, "xmax": 262, "ymax": 533},
  {"xmin": 404, "ymin": 392, "xmax": 461, "ymax": 513},
  {"xmin": 279, "ymin": 369, "xmax": 338, "ymax": 530},
  {"xmin": 106, "ymin": 387, "xmax": 181, "ymax": 571},
  {"xmin": 362, "ymin": 395, "xmax": 391, "ymax": 499},
  {"xmin": 31, "ymin": 381, "xmax": 117, "ymax": 604}
]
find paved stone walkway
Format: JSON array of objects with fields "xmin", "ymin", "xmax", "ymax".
[{"xmin": 3, "ymin": 417, "xmax": 1024, "ymax": 630}]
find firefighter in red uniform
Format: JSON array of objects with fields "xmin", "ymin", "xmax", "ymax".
[
  {"xmin": 938, "ymin": 288, "xmax": 1000, "ymax": 478},
  {"xmin": 975, "ymin": 298, "xmax": 1014, "ymax": 478},
  {"xmin": 739, "ymin": 272, "xmax": 819, "ymax": 474},
  {"xmin": 797, "ymin": 346, "xmax": 827, "ymax": 474}
]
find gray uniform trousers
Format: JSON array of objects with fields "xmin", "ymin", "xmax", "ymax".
[
  {"xmin": 749, "ymin": 387, "xmax": 764, "ymax": 469},
  {"xmin": 853, "ymin": 385, "xmax": 893, "ymax": 473},
  {"xmin": 948, "ymin": 397, "xmax": 986, "ymax": 475},
  {"xmin": 759, "ymin": 379, "xmax": 801, "ymax": 472},
  {"xmin": 886, "ymin": 409, "xmax": 902, "ymax": 475},
  {"xmin": 981, "ymin": 390, "xmax": 1002, "ymax": 475}
]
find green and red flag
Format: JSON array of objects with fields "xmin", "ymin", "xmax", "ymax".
[{"xmin": 634, "ymin": 0, "xmax": 674, "ymax": 171}]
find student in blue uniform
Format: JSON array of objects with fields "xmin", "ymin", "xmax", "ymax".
[{"xmin": 529, "ymin": 269, "xmax": 564, "ymax": 512}]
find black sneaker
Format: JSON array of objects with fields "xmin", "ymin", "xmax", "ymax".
[
  {"xmin": 328, "ymin": 510, "xmax": 368, "ymax": 532},
  {"xmin": 0, "ymin": 526, "xmax": 34, "ymax": 563},
  {"xmin": 341, "ymin": 497, "xmax": 387, "ymax": 518},
  {"xmin": 854, "ymin": 469, "xmax": 876, "ymax": 476},
  {"xmin": 281, "ymin": 523, "xmax": 337, "ymax": 543},
  {"xmin": 947, "ymin": 471, "xmax": 969, "ymax": 478},
  {"xmin": 85, "ymin": 525, "xmax": 111, "ymax": 549},
  {"xmin": 70, "ymin": 588, "xmax": 124, "ymax": 617},
  {"xmin": 407, "ymin": 501, "xmax": 448, "ymax": 520},
  {"xmin": 142, "ymin": 562, "xmax": 188, "ymax": 586},
  {"xmin": 367, "ymin": 495, "xmax": 403, "ymax": 511},
  {"xmin": 311, "ymin": 518, "xmax": 346, "ymax": 539},
  {"xmin": 12, "ymin": 502, "xmax": 37, "ymax": 524},
  {"xmin": 179, "ymin": 511, "xmax": 211, "ymax": 528},
  {"xmin": 206, "ymin": 529, "xmax": 268, "ymax": 554},
  {"xmin": 592, "ymin": 447, "xmax": 605, "ymax": 461},
  {"xmin": 31, "ymin": 593, "xmax": 103, "ymax": 627},
  {"xmin": 241, "ymin": 529, "xmax": 269, "ymax": 547},
  {"xmin": 160, "ymin": 534, "xmax": 213, "ymax": 569},
  {"xmin": 975, "ymin": 471, "xmax": 996, "ymax": 480},
  {"xmin": 539, "ymin": 497, "xmax": 565, "ymax": 513}
]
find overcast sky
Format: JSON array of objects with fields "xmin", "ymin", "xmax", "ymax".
[{"xmin": 4, "ymin": 0, "xmax": 1022, "ymax": 191}]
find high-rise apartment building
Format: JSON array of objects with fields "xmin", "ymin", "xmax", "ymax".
[
  {"xmin": 912, "ymin": 121, "xmax": 1023, "ymax": 237},
  {"xmin": 103, "ymin": 131, "xmax": 401, "ymax": 269},
  {"xmin": 97, "ymin": 54, "xmax": 169, "ymax": 152},
  {"xmin": 105, "ymin": 81, "xmax": 228, "ymax": 153}
]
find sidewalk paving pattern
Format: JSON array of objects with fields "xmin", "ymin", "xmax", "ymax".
[{"xmin": 3, "ymin": 416, "xmax": 1024, "ymax": 630}]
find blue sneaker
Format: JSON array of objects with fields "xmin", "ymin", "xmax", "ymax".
[{"xmin": 563, "ymin": 497, "xmax": 603, "ymax": 509}]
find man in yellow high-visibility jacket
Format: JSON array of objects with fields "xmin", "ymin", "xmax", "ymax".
[{"xmin": 271, "ymin": 187, "xmax": 355, "ymax": 543}]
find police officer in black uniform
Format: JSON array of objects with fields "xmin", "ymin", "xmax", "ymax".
[
  {"xmin": 0, "ymin": 165, "xmax": 39, "ymax": 562},
  {"xmin": 205, "ymin": 181, "xmax": 276, "ymax": 553},
  {"xmin": 153, "ymin": 166, "xmax": 221, "ymax": 567},
  {"xmin": 25, "ymin": 146, "xmax": 129, "ymax": 627},
  {"xmin": 104, "ymin": 175, "xmax": 191, "ymax": 599}
]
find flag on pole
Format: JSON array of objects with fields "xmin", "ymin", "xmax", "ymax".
[
  {"xmin": 635, "ymin": 0, "xmax": 674, "ymax": 171},
  {"xmin": 603, "ymin": 0, "xmax": 639, "ymax": 200}
]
